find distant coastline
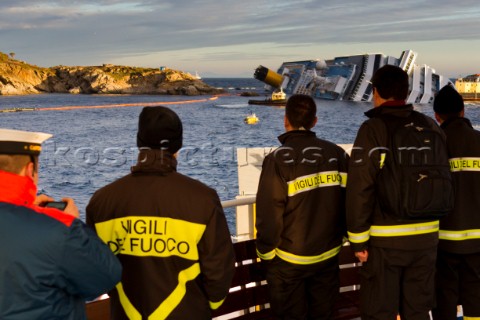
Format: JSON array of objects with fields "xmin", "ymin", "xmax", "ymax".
[{"xmin": 0, "ymin": 52, "xmax": 224, "ymax": 96}]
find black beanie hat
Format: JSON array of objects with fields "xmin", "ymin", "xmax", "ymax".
[
  {"xmin": 433, "ymin": 85, "xmax": 464, "ymax": 114},
  {"xmin": 137, "ymin": 106, "xmax": 183, "ymax": 153}
]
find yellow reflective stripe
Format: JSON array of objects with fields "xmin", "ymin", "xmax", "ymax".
[
  {"xmin": 116, "ymin": 282, "xmax": 142, "ymax": 320},
  {"xmin": 370, "ymin": 221, "xmax": 439, "ymax": 237},
  {"xmin": 94, "ymin": 216, "xmax": 206, "ymax": 260},
  {"xmin": 209, "ymin": 298, "xmax": 225, "ymax": 310},
  {"xmin": 439, "ymin": 229, "xmax": 480, "ymax": 241},
  {"xmin": 116, "ymin": 264, "xmax": 201, "ymax": 320},
  {"xmin": 379, "ymin": 152, "xmax": 386, "ymax": 169},
  {"xmin": 464, "ymin": 317, "xmax": 480, "ymax": 320},
  {"xmin": 450, "ymin": 157, "xmax": 480, "ymax": 172},
  {"xmin": 149, "ymin": 263, "xmax": 201, "ymax": 320},
  {"xmin": 348, "ymin": 230, "xmax": 370, "ymax": 244},
  {"xmin": 340, "ymin": 172, "xmax": 347, "ymax": 188},
  {"xmin": 287, "ymin": 170, "xmax": 345, "ymax": 196},
  {"xmin": 275, "ymin": 245, "xmax": 342, "ymax": 265},
  {"xmin": 256, "ymin": 248, "xmax": 275, "ymax": 260}
]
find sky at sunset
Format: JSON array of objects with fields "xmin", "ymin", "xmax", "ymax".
[{"xmin": 1, "ymin": 0, "xmax": 479, "ymax": 78}]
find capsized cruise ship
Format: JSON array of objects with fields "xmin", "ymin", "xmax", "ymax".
[{"xmin": 254, "ymin": 50, "xmax": 453, "ymax": 104}]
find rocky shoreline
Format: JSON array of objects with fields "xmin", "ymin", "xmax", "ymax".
[{"xmin": 0, "ymin": 52, "xmax": 224, "ymax": 96}]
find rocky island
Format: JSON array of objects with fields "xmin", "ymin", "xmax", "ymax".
[{"xmin": 0, "ymin": 52, "xmax": 224, "ymax": 96}]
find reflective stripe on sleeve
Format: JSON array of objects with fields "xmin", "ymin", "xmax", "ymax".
[
  {"xmin": 275, "ymin": 245, "xmax": 342, "ymax": 265},
  {"xmin": 449, "ymin": 157, "xmax": 480, "ymax": 172},
  {"xmin": 287, "ymin": 171, "xmax": 346, "ymax": 196},
  {"xmin": 348, "ymin": 229, "xmax": 370, "ymax": 244},
  {"xmin": 370, "ymin": 221, "xmax": 439, "ymax": 237},
  {"xmin": 439, "ymin": 229, "xmax": 480, "ymax": 241},
  {"xmin": 256, "ymin": 248, "xmax": 276, "ymax": 260}
]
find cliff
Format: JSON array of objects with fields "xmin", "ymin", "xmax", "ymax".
[{"xmin": 0, "ymin": 52, "xmax": 223, "ymax": 96}]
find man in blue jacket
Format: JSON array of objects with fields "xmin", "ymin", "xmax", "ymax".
[{"xmin": 0, "ymin": 128, "xmax": 122, "ymax": 320}]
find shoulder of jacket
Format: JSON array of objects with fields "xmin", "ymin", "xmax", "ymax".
[
  {"xmin": 359, "ymin": 117, "xmax": 388, "ymax": 135},
  {"xmin": 415, "ymin": 112, "xmax": 438, "ymax": 128},
  {"xmin": 30, "ymin": 206, "xmax": 76, "ymax": 227}
]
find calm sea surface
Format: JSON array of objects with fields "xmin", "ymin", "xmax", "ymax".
[{"xmin": 1, "ymin": 78, "xmax": 479, "ymax": 232}]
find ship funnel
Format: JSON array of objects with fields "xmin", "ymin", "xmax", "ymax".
[{"xmin": 254, "ymin": 65, "xmax": 284, "ymax": 88}]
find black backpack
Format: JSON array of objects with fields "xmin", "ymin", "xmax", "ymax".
[{"xmin": 376, "ymin": 111, "xmax": 454, "ymax": 220}]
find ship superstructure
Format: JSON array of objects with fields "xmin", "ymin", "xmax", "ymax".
[{"xmin": 254, "ymin": 50, "xmax": 452, "ymax": 104}]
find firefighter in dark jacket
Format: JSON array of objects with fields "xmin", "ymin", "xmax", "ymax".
[
  {"xmin": 346, "ymin": 65, "xmax": 446, "ymax": 319},
  {"xmin": 86, "ymin": 106, "xmax": 235, "ymax": 320},
  {"xmin": 0, "ymin": 128, "xmax": 122, "ymax": 320},
  {"xmin": 431, "ymin": 85, "xmax": 480, "ymax": 320},
  {"xmin": 255, "ymin": 94, "xmax": 348, "ymax": 319}
]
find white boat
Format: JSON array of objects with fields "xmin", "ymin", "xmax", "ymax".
[
  {"xmin": 271, "ymin": 88, "xmax": 286, "ymax": 101},
  {"xmin": 195, "ymin": 71, "xmax": 201, "ymax": 80}
]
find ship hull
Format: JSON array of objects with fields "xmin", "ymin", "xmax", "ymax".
[
  {"xmin": 247, "ymin": 99, "xmax": 287, "ymax": 106},
  {"xmin": 254, "ymin": 50, "xmax": 453, "ymax": 104}
]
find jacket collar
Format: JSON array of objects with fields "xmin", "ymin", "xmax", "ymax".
[
  {"xmin": 0, "ymin": 170, "xmax": 37, "ymax": 206},
  {"xmin": 278, "ymin": 130, "xmax": 316, "ymax": 144},
  {"xmin": 441, "ymin": 117, "xmax": 473, "ymax": 130},
  {"xmin": 131, "ymin": 149, "xmax": 177, "ymax": 175},
  {"xmin": 364, "ymin": 102, "xmax": 414, "ymax": 119}
]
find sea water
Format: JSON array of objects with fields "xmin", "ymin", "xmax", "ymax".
[{"xmin": 1, "ymin": 78, "xmax": 479, "ymax": 233}]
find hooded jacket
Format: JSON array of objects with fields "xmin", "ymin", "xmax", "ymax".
[
  {"xmin": 0, "ymin": 170, "xmax": 122, "ymax": 320},
  {"xmin": 346, "ymin": 103, "xmax": 443, "ymax": 252},
  {"xmin": 439, "ymin": 117, "xmax": 480, "ymax": 254},
  {"xmin": 255, "ymin": 130, "xmax": 348, "ymax": 264},
  {"xmin": 86, "ymin": 150, "xmax": 235, "ymax": 320}
]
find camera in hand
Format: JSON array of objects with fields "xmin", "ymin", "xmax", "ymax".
[{"xmin": 44, "ymin": 201, "xmax": 67, "ymax": 211}]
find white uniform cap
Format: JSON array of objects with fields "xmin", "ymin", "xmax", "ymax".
[{"xmin": 0, "ymin": 128, "xmax": 52, "ymax": 155}]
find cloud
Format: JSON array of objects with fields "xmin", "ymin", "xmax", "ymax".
[{"xmin": 0, "ymin": 0, "xmax": 479, "ymax": 76}]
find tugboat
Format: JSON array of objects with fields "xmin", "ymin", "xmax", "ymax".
[
  {"xmin": 248, "ymin": 88, "xmax": 287, "ymax": 106},
  {"xmin": 244, "ymin": 112, "xmax": 259, "ymax": 125}
]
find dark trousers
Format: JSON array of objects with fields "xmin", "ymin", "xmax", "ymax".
[
  {"xmin": 432, "ymin": 250, "xmax": 480, "ymax": 320},
  {"xmin": 265, "ymin": 256, "xmax": 339, "ymax": 320},
  {"xmin": 359, "ymin": 246, "xmax": 436, "ymax": 320}
]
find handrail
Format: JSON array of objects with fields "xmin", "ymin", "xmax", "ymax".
[{"xmin": 221, "ymin": 196, "xmax": 256, "ymax": 209}]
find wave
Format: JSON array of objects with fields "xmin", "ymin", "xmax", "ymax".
[
  {"xmin": 466, "ymin": 102, "xmax": 480, "ymax": 107},
  {"xmin": 225, "ymin": 87, "xmax": 260, "ymax": 90},
  {"xmin": 214, "ymin": 103, "xmax": 249, "ymax": 109}
]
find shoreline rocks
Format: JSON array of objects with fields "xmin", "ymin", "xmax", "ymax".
[{"xmin": 0, "ymin": 53, "xmax": 224, "ymax": 96}]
